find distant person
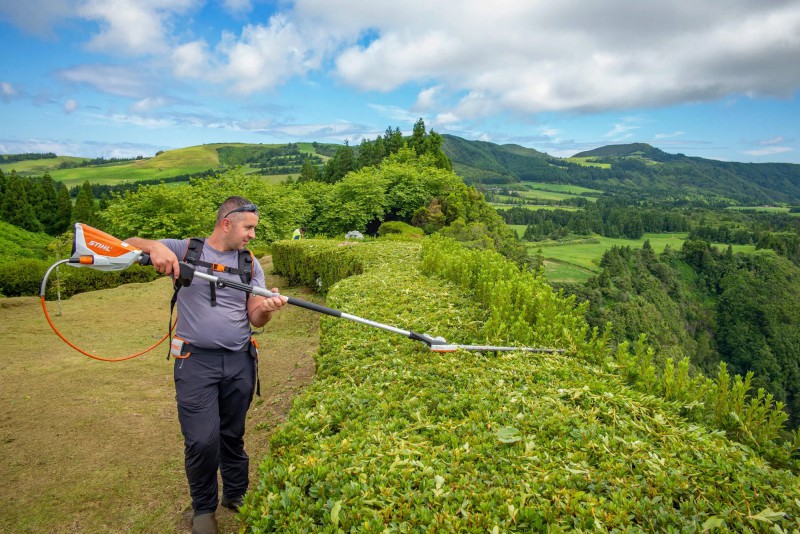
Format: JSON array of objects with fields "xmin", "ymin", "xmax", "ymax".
[
  {"xmin": 127, "ymin": 196, "xmax": 288, "ymax": 534},
  {"xmin": 292, "ymin": 226, "xmax": 306, "ymax": 240}
]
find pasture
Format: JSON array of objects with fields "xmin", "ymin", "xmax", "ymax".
[{"xmin": 528, "ymin": 233, "xmax": 759, "ymax": 283}]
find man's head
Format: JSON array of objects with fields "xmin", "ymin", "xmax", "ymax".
[{"xmin": 214, "ymin": 196, "xmax": 259, "ymax": 251}]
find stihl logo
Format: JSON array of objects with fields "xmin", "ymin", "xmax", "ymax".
[{"xmin": 89, "ymin": 240, "xmax": 112, "ymax": 252}]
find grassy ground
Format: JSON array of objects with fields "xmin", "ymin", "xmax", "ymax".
[{"xmin": 0, "ymin": 256, "xmax": 319, "ymax": 533}]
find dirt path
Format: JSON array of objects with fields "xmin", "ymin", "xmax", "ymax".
[{"xmin": 0, "ymin": 257, "xmax": 318, "ymax": 533}]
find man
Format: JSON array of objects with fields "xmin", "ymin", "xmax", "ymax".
[
  {"xmin": 292, "ymin": 226, "xmax": 306, "ymax": 240},
  {"xmin": 127, "ymin": 196, "xmax": 287, "ymax": 534}
]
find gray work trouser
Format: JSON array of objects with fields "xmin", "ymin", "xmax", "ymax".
[{"xmin": 174, "ymin": 346, "xmax": 255, "ymax": 513}]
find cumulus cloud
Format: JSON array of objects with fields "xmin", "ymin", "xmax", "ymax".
[
  {"xmin": 78, "ymin": 0, "xmax": 196, "ymax": 55},
  {"xmin": 309, "ymin": 1, "xmax": 800, "ymax": 117}
]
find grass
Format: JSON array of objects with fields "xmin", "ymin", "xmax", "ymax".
[
  {"xmin": 0, "ymin": 156, "xmax": 88, "ymax": 176},
  {"xmin": 529, "ymin": 233, "xmax": 760, "ymax": 283},
  {"xmin": 564, "ymin": 157, "xmax": 612, "ymax": 168},
  {"xmin": 50, "ymin": 145, "xmax": 222, "ymax": 189},
  {"xmin": 0, "ymin": 257, "xmax": 320, "ymax": 533},
  {"xmin": 523, "ymin": 181, "xmax": 603, "ymax": 195}
]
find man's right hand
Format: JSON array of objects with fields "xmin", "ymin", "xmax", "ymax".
[{"xmin": 126, "ymin": 238, "xmax": 180, "ymax": 279}]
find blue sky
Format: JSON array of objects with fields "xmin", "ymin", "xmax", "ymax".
[{"xmin": 1, "ymin": 0, "xmax": 799, "ymax": 163}]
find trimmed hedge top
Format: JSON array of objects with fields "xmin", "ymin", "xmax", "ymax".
[{"xmin": 246, "ymin": 237, "xmax": 800, "ymax": 532}]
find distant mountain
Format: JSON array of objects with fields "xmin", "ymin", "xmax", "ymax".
[
  {"xmin": 440, "ymin": 137, "xmax": 800, "ymax": 205},
  {"xmin": 572, "ymin": 142, "xmax": 679, "ymax": 161},
  {"xmin": 441, "ymin": 134, "xmax": 557, "ymax": 184}
]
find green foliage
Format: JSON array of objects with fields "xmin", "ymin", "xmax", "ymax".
[
  {"xmin": 421, "ymin": 234, "xmax": 593, "ymax": 355},
  {"xmin": 0, "ymin": 257, "xmax": 157, "ymax": 298},
  {"xmin": 71, "ymin": 181, "xmax": 97, "ymax": 227},
  {"xmin": 272, "ymin": 239, "xmax": 419, "ymax": 293},
  {"xmin": 1, "ymin": 171, "xmax": 43, "ymax": 233},
  {"xmin": 244, "ymin": 238, "xmax": 800, "ymax": 532},
  {"xmin": 0, "ymin": 220, "xmax": 55, "ymax": 265},
  {"xmin": 100, "ymin": 170, "xmax": 311, "ymax": 243},
  {"xmin": 377, "ymin": 221, "xmax": 424, "ymax": 239}
]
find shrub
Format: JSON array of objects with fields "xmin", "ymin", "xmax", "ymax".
[
  {"xmin": 0, "ymin": 259, "xmax": 158, "ymax": 298},
  {"xmin": 377, "ymin": 220, "xmax": 424, "ymax": 239},
  {"xmin": 243, "ymin": 237, "xmax": 800, "ymax": 532}
]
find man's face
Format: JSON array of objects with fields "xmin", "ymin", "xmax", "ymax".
[{"xmin": 226, "ymin": 211, "xmax": 258, "ymax": 250}]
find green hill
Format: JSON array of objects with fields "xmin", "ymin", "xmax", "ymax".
[
  {"xmin": 2, "ymin": 142, "xmax": 338, "ymax": 189},
  {"xmin": 440, "ymin": 139, "xmax": 800, "ymax": 205},
  {"xmin": 5, "ymin": 136, "xmax": 800, "ymax": 204}
]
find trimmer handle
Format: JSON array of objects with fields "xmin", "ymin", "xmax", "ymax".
[{"xmin": 138, "ymin": 253, "xmax": 152, "ymax": 266}]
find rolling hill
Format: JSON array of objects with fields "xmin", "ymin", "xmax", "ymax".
[
  {"xmin": 4, "ymin": 136, "xmax": 800, "ymax": 204},
  {"xmin": 441, "ymin": 137, "xmax": 800, "ymax": 205}
]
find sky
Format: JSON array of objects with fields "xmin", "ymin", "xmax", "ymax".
[{"xmin": 1, "ymin": 0, "xmax": 799, "ymax": 164}]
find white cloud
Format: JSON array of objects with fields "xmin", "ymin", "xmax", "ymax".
[
  {"xmin": 130, "ymin": 97, "xmax": 169, "ymax": 114},
  {"xmin": 0, "ymin": 0, "xmax": 74, "ymax": 38},
  {"xmin": 78, "ymin": 0, "xmax": 197, "ymax": 56},
  {"xmin": 63, "ymin": 99, "xmax": 78, "ymax": 113},
  {"xmin": 743, "ymin": 146, "xmax": 793, "ymax": 157},
  {"xmin": 1, "ymin": 81, "xmax": 18, "ymax": 101},
  {"xmin": 304, "ymin": 1, "xmax": 800, "ymax": 116},
  {"xmin": 222, "ymin": 0, "xmax": 252, "ymax": 16},
  {"xmin": 56, "ymin": 64, "xmax": 157, "ymax": 99},
  {"xmin": 655, "ymin": 131, "xmax": 686, "ymax": 139},
  {"xmin": 758, "ymin": 136, "xmax": 786, "ymax": 146}
]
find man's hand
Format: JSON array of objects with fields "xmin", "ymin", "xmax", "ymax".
[
  {"xmin": 259, "ymin": 289, "xmax": 288, "ymax": 313},
  {"xmin": 126, "ymin": 238, "xmax": 180, "ymax": 278},
  {"xmin": 248, "ymin": 289, "xmax": 288, "ymax": 327}
]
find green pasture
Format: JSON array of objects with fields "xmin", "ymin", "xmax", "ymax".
[
  {"xmin": 531, "ymin": 233, "xmax": 759, "ymax": 283},
  {"xmin": 727, "ymin": 206, "xmax": 800, "ymax": 216},
  {"xmin": 524, "ymin": 181, "xmax": 603, "ymax": 196},
  {"xmin": 564, "ymin": 157, "xmax": 611, "ymax": 169},
  {"xmin": 0, "ymin": 156, "xmax": 88, "ymax": 176}
]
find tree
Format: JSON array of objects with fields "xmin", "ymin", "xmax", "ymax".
[
  {"xmin": 298, "ymin": 157, "xmax": 319, "ymax": 183},
  {"xmin": 72, "ymin": 181, "xmax": 97, "ymax": 227},
  {"xmin": 323, "ymin": 142, "xmax": 355, "ymax": 184},
  {"xmin": 0, "ymin": 172, "xmax": 43, "ymax": 232},
  {"xmin": 54, "ymin": 183, "xmax": 73, "ymax": 234}
]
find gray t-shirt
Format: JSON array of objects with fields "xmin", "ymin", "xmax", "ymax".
[{"xmin": 161, "ymin": 238, "xmax": 265, "ymax": 351}]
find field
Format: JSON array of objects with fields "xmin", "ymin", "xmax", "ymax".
[
  {"xmin": 563, "ymin": 157, "xmax": 611, "ymax": 168},
  {"xmin": 5, "ymin": 142, "xmax": 329, "ymax": 189},
  {"xmin": 488, "ymin": 181, "xmax": 601, "ymax": 209},
  {"xmin": 527, "ymin": 233, "xmax": 759, "ymax": 283},
  {"xmin": 0, "ymin": 156, "xmax": 88, "ymax": 176},
  {"xmin": 0, "ymin": 256, "xmax": 320, "ymax": 533}
]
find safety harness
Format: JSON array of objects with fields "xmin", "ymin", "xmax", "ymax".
[
  {"xmin": 167, "ymin": 237, "xmax": 254, "ymax": 352},
  {"xmin": 167, "ymin": 237, "xmax": 261, "ymax": 396}
]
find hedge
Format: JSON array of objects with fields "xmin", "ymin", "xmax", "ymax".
[
  {"xmin": 0, "ymin": 258, "xmax": 158, "ymax": 299},
  {"xmin": 244, "ymin": 237, "xmax": 800, "ymax": 532}
]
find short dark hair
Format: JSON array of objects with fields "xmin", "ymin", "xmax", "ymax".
[{"xmin": 217, "ymin": 196, "xmax": 258, "ymax": 223}]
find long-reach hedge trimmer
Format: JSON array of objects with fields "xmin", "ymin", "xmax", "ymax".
[{"xmin": 41, "ymin": 223, "xmax": 564, "ymax": 359}]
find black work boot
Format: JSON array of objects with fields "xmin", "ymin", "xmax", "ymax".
[
  {"xmin": 191, "ymin": 511, "xmax": 218, "ymax": 534},
  {"xmin": 221, "ymin": 494, "xmax": 245, "ymax": 511}
]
